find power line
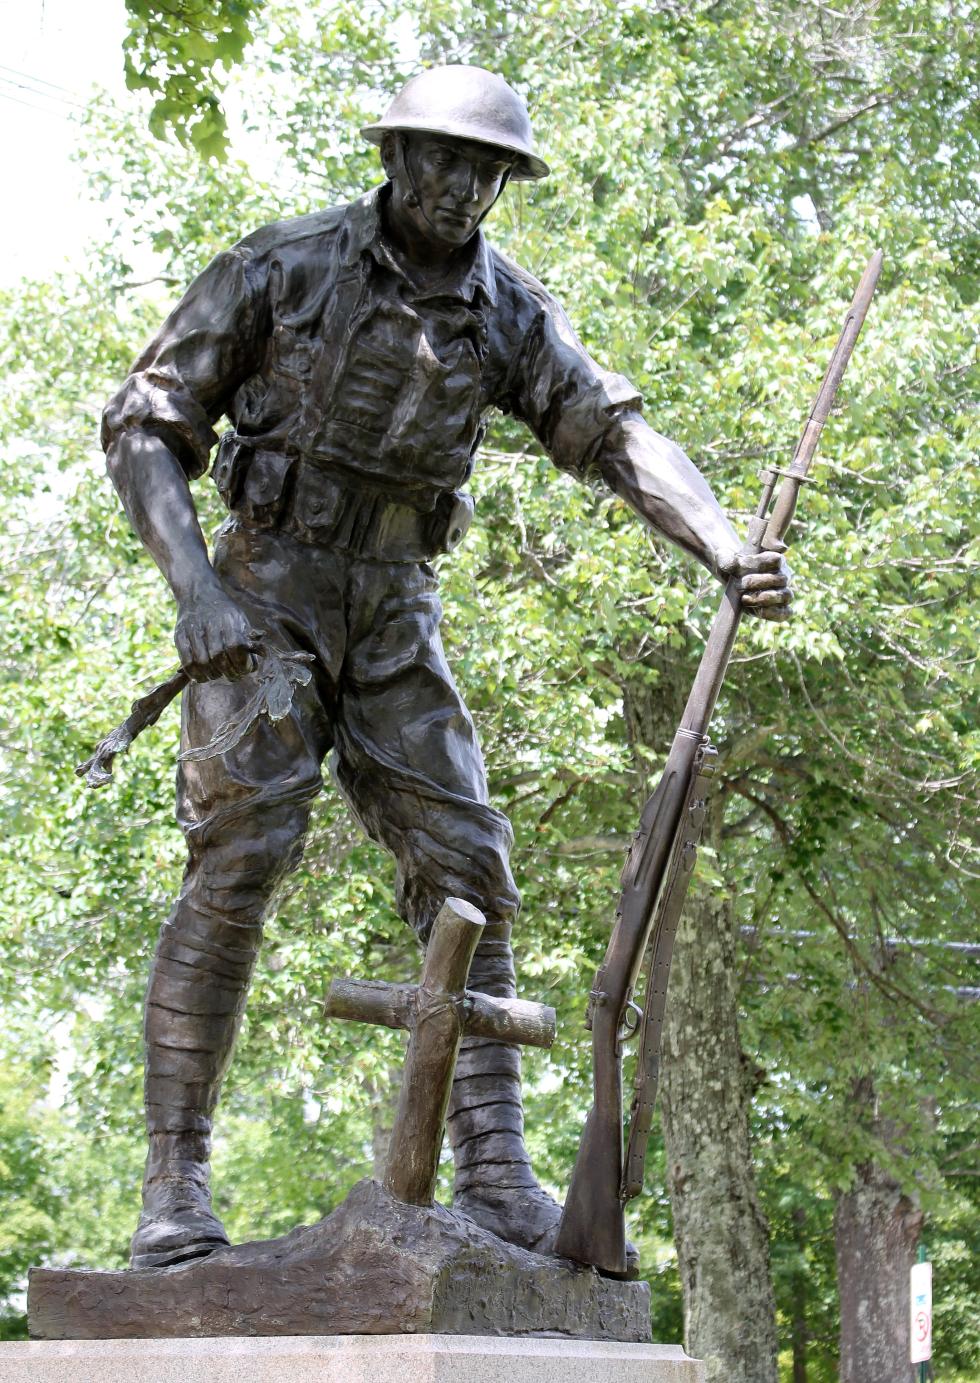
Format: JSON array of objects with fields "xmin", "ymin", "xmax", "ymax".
[
  {"xmin": 0, "ymin": 62, "xmax": 84, "ymax": 100},
  {"xmin": 741, "ymin": 927, "xmax": 980, "ymax": 958},
  {"xmin": 0, "ymin": 89, "xmax": 72, "ymax": 119},
  {"xmin": 0, "ymin": 73, "xmax": 86, "ymax": 110},
  {"xmin": 0, "ymin": 65, "xmax": 112, "ymax": 116}
]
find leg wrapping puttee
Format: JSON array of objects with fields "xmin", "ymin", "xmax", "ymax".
[
  {"xmin": 143, "ymin": 902, "xmax": 262, "ymax": 1137},
  {"xmin": 446, "ymin": 923, "xmax": 565, "ymax": 1251},
  {"xmin": 132, "ymin": 813, "xmax": 305, "ymax": 1270},
  {"xmin": 448, "ymin": 923, "xmax": 538, "ymax": 1193}
]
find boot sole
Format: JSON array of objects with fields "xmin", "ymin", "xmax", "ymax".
[{"xmin": 130, "ymin": 1238, "xmax": 229, "ymax": 1271}]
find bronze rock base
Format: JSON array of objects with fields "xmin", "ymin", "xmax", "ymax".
[{"xmin": 28, "ymin": 1178, "xmax": 651, "ymax": 1343}]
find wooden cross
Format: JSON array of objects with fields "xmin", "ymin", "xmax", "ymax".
[{"xmin": 324, "ymin": 896, "xmax": 556, "ymax": 1207}]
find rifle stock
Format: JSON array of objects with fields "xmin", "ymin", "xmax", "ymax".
[
  {"xmin": 554, "ymin": 1037, "xmax": 626, "ymax": 1271},
  {"xmin": 555, "ymin": 251, "xmax": 883, "ymax": 1277},
  {"xmin": 554, "ymin": 727, "xmax": 702, "ymax": 1275}
]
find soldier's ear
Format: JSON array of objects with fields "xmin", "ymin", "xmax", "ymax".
[{"xmin": 380, "ymin": 133, "xmax": 399, "ymax": 178}]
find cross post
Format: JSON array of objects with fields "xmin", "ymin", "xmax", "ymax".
[{"xmin": 324, "ymin": 896, "xmax": 556, "ymax": 1206}]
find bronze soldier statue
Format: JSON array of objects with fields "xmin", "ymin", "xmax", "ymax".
[{"xmin": 102, "ymin": 65, "xmax": 791, "ymax": 1273}]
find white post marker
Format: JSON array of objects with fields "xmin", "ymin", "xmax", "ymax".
[{"xmin": 910, "ymin": 1259, "xmax": 932, "ymax": 1366}]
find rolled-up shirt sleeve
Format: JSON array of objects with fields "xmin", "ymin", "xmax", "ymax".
[
  {"xmin": 504, "ymin": 284, "xmax": 642, "ymax": 482},
  {"xmin": 101, "ymin": 247, "xmax": 265, "ymax": 480}
]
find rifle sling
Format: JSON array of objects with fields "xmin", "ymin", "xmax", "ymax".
[{"xmin": 621, "ymin": 738, "xmax": 717, "ymax": 1203}]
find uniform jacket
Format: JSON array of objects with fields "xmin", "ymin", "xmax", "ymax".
[{"xmin": 102, "ymin": 183, "xmax": 642, "ymax": 532}]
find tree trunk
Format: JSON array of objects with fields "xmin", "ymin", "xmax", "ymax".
[
  {"xmin": 790, "ymin": 1208, "xmax": 809, "ymax": 1383},
  {"xmin": 835, "ymin": 1078, "xmax": 923, "ymax": 1383},
  {"xmin": 659, "ymin": 850, "xmax": 779, "ymax": 1382},
  {"xmin": 623, "ymin": 678, "xmax": 779, "ymax": 1383}
]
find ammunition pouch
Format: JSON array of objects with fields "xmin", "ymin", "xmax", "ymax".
[
  {"xmin": 212, "ymin": 434, "xmax": 294, "ymax": 527},
  {"xmin": 212, "ymin": 435, "xmax": 473, "ymax": 562}
]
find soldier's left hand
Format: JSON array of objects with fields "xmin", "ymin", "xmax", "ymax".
[{"xmin": 728, "ymin": 550, "xmax": 794, "ymax": 621}]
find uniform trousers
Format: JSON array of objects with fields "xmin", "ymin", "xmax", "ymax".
[{"xmin": 144, "ymin": 518, "xmax": 534, "ymax": 1197}]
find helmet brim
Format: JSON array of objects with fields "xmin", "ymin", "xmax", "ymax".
[{"xmin": 361, "ymin": 120, "xmax": 550, "ymax": 181}]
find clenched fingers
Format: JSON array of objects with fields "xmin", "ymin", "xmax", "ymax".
[
  {"xmin": 735, "ymin": 549, "xmax": 785, "ymax": 575},
  {"xmin": 744, "ymin": 600, "xmax": 792, "ymax": 622},
  {"xmin": 733, "ymin": 550, "xmax": 794, "ymax": 621},
  {"xmin": 742, "ymin": 587, "xmax": 793, "ymax": 608},
  {"xmin": 204, "ymin": 610, "xmax": 257, "ymax": 681},
  {"xmin": 175, "ymin": 620, "xmax": 210, "ymax": 681},
  {"xmin": 740, "ymin": 570, "xmax": 787, "ymax": 592},
  {"xmin": 175, "ymin": 601, "xmax": 260, "ymax": 682}
]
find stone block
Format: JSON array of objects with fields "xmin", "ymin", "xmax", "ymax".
[{"xmin": 0, "ymin": 1333, "xmax": 704, "ymax": 1382}]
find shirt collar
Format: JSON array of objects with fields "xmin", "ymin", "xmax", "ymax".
[{"xmin": 338, "ymin": 183, "xmax": 498, "ymax": 307}]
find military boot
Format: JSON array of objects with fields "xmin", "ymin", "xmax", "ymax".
[
  {"xmin": 129, "ymin": 897, "xmax": 260, "ymax": 1270},
  {"xmin": 131, "ymin": 1131, "xmax": 229, "ymax": 1270},
  {"xmin": 446, "ymin": 921, "xmax": 639, "ymax": 1275}
]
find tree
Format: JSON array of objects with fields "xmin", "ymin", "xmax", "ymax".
[
  {"xmin": 123, "ymin": 0, "xmax": 261, "ymax": 158},
  {"xmin": 0, "ymin": 2, "xmax": 977, "ymax": 1375}
]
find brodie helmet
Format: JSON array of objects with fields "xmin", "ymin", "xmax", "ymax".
[{"xmin": 361, "ymin": 65, "xmax": 549, "ymax": 181}]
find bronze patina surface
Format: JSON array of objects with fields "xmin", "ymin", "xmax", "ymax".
[
  {"xmin": 28, "ymin": 1179, "xmax": 651, "ymax": 1342},
  {"xmin": 88, "ymin": 62, "xmax": 792, "ymax": 1289}
]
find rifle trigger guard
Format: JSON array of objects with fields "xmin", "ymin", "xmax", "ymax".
[{"xmin": 619, "ymin": 1000, "xmax": 643, "ymax": 1043}]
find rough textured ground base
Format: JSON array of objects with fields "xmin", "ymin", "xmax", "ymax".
[{"xmin": 27, "ymin": 1179, "xmax": 651, "ymax": 1343}]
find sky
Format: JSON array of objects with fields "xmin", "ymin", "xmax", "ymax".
[{"xmin": 0, "ymin": 0, "xmax": 127, "ymax": 286}]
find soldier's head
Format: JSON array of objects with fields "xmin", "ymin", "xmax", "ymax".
[{"xmin": 362, "ymin": 65, "xmax": 548, "ymax": 252}]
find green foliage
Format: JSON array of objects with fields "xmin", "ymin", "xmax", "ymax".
[
  {"xmin": 0, "ymin": 0, "xmax": 977, "ymax": 1367},
  {"xmin": 0, "ymin": 1035, "xmax": 142, "ymax": 1339},
  {"xmin": 123, "ymin": 0, "xmax": 262, "ymax": 158}
]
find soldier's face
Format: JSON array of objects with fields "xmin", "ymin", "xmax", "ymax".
[{"xmin": 396, "ymin": 135, "xmax": 512, "ymax": 248}]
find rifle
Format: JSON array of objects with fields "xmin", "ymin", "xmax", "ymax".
[{"xmin": 554, "ymin": 251, "xmax": 884, "ymax": 1277}]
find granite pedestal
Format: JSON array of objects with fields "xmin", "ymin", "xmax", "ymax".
[{"xmin": 0, "ymin": 1333, "xmax": 704, "ymax": 1382}]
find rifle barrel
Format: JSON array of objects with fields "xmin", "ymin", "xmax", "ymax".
[{"xmin": 682, "ymin": 249, "xmax": 883, "ymax": 736}]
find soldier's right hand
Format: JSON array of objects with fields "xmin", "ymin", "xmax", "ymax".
[{"xmin": 174, "ymin": 585, "xmax": 261, "ymax": 682}]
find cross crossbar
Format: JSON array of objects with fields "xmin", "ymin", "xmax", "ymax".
[{"xmin": 323, "ymin": 896, "xmax": 556, "ymax": 1206}]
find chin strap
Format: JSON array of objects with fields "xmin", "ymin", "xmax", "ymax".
[
  {"xmin": 396, "ymin": 134, "xmax": 439, "ymax": 235},
  {"xmin": 480, "ymin": 167, "xmax": 511, "ymax": 226}
]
